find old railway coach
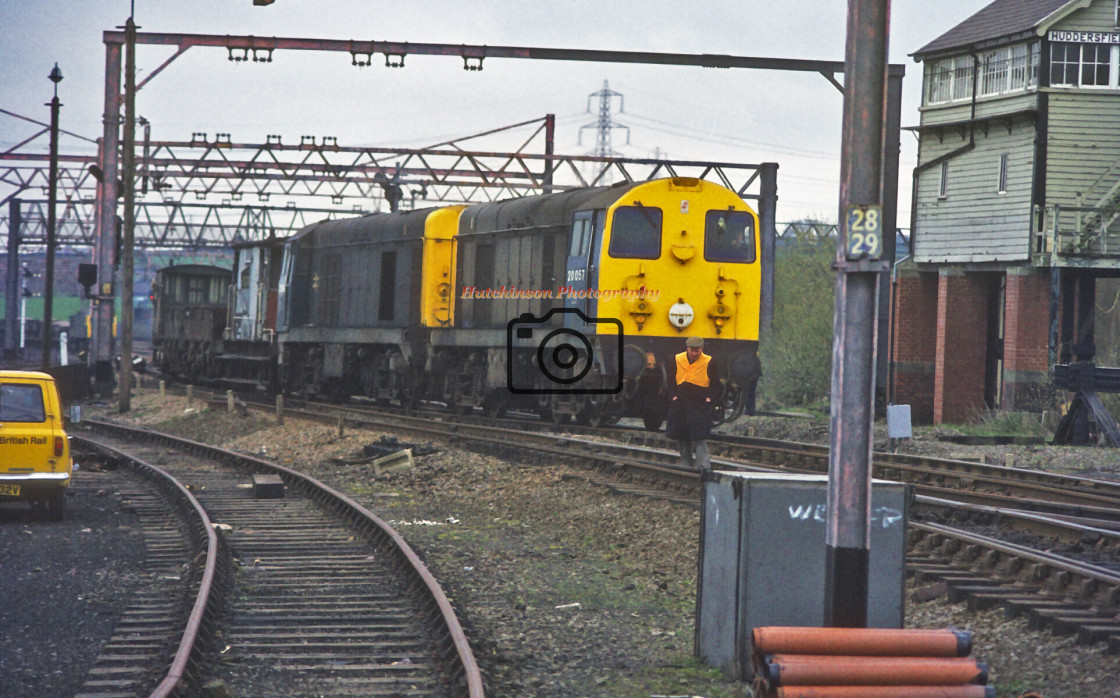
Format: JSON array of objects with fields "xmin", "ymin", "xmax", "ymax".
[{"xmin": 153, "ymin": 177, "xmax": 763, "ymax": 430}]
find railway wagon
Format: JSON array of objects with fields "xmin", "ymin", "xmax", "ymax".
[
  {"xmin": 219, "ymin": 237, "xmax": 287, "ymax": 389},
  {"xmin": 151, "ymin": 264, "xmax": 231, "ymax": 383}
]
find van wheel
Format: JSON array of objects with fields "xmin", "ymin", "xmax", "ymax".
[{"xmin": 48, "ymin": 491, "xmax": 65, "ymax": 522}]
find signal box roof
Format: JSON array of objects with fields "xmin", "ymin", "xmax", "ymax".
[{"xmin": 913, "ymin": 0, "xmax": 1076, "ymax": 60}]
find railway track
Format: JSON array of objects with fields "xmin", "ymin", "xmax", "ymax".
[
  {"xmin": 66, "ymin": 436, "xmax": 215, "ymax": 698},
  {"xmin": 230, "ymin": 395, "xmax": 1120, "ymax": 653},
  {"xmin": 74, "ymin": 419, "xmax": 483, "ymax": 697},
  {"xmin": 142, "ymin": 385, "xmax": 1120, "ymax": 652}
]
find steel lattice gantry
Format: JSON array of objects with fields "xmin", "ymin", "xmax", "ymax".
[
  {"xmin": 76, "ymin": 29, "xmax": 901, "ymax": 401},
  {"xmin": 1, "ymin": 130, "xmax": 774, "ymax": 247}
]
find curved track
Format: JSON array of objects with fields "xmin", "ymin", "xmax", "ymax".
[
  {"xmin": 76, "ymin": 418, "xmax": 483, "ymax": 697},
  {"xmin": 60, "ymin": 443, "xmax": 214, "ymax": 698}
]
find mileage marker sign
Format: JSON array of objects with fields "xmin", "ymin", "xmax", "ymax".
[{"xmin": 845, "ymin": 204, "xmax": 883, "ymax": 260}]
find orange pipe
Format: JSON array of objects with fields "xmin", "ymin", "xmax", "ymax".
[
  {"xmin": 753, "ymin": 626, "xmax": 971, "ymax": 662},
  {"xmin": 764, "ymin": 655, "xmax": 988, "ymax": 687},
  {"xmin": 774, "ymin": 686, "xmax": 994, "ymax": 698}
]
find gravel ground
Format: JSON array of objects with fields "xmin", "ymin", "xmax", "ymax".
[
  {"xmin": 12, "ymin": 390, "xmax": 1120, "ymax": 697},
  {"xmin": 0, "ymin": 465, "xmax": 147, "ymax": 698}
]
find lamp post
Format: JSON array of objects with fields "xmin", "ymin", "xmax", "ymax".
[{"xmin": 41, "ymin": 63, "xmax": 62, "ymax": 370}]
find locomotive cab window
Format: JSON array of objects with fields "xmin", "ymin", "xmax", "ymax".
[
  {"xmin": 608, "ymin": 205, "xmax": 662, "ymax": 259},
  {"xmin": 704, "ymin": 210, "xmax": 755, "ymax": 263}
]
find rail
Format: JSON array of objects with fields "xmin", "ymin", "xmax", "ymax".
[
  {"xmin": 71, "ymin": 433, "xmax": 221, "ymax": 698},
  {"xmin": 84, "ymin": 418, "xmax": 485, "ymax": 697}
]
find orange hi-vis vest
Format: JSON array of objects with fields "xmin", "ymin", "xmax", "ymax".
[{"xmin": 675, "ymin": 352, "xmax": 711, "ymax": 388}]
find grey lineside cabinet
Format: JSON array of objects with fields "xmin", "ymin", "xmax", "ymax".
[{"xmin": 695, "ymin": 472, "xmax": 909, "ymax": 680}]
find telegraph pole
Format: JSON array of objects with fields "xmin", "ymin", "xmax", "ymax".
[
  {"xmin": 118, "ymin": 15, "xmax": 137, "ymax": 411},
  {"xmin": 94, "ymin": 38, "xmax": 121, "ymax": 394},
  {"xmin": 824, "ymin": 0, "xmax": 892, "ymax": 627},
  {"xmin": 42, "ymin": 64, "xmax": 63, "ymax": 370}
]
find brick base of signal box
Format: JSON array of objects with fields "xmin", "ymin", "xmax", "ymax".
[{"xmin": 890, "ymin": 266, "xmax": 1052, "ymax": 425}]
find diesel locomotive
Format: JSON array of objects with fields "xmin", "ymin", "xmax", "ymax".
[{"xmin": 152, "ymin": 177, "xmax": 762, "ymax": 429}]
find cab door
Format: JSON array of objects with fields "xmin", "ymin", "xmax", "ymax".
[{"xmin": 563, "ymin": 210, "xmax": 604, "ymax": 330}]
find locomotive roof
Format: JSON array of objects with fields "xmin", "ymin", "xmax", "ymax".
[
  {"xmin": 459, "ymin": 180, "xmax": 646, "ymax": 235},
  {"xmin": 155, "ymin": 263, "xmax": 231, "ymax": 277},
  {"xmin": 288, "ymin": 210, "xmax": 434, "ymax": 245},
  {"xmin": 231, "ymin": 235, "xmax": 288, "ymax": 250}
]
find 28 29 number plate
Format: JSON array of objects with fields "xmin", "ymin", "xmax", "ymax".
[
  {"xmin": 0, "ymin": 484, "xmax": 21, "ymax": 497},
  {"xmin": 846, "ymin": 204, "xmax": 883, "ymax": 260}
]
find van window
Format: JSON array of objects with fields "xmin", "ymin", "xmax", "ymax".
[
  {"xmin": 705, "ymin": 210, "xmax": 756, "ymax": 263},
  {"xmin": 609, "ymin": 205, "xmax": 662, "ymax": 259},
  {"xmin": 0, "ymin": 383, "xmax": 46, "ymax": 422}
]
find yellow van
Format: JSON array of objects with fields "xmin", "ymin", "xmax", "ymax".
[{"xmin": 0, "ymin": 371, "xmax": 72, "ymax": 521}]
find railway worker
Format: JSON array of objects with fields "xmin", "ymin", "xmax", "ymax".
[{"xmin": 667, "ymin": 335, "xmax": 717, "ymax": 472}]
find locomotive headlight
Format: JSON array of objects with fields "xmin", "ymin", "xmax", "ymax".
[{"xmin": 668, "ymin": 300, "xmax": 694, "ymax": 329}]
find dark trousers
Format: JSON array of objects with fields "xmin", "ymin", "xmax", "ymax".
[{"xmin": 678, "ymin": 439, "xmax": 711, "ymax": 471}]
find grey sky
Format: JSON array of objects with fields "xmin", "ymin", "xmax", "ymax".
[{"xmin": 0, "ymin": 0, "xmax": 991, "ymax": 225}]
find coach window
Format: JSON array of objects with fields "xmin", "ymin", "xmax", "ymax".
[
  {"xmin": 164, "ymin": 276, "xmax": 180, "ymax": 302},
  {"xmin": 705, "ymin": 210, "xmax": 756, "ymax": 263},
  {"xmin": 187, "ymin": 276, "xmax": 207, "ymax": 304},
  {"xmin": 608, "ymin": 205, "xmax": 662, "ymax": 259},
  {"xmin": 938, "ymin": 162, "xmax": 949, "ymax": 199},
  {"xmin": 210, "ymin": 276, "xmax": 226, "ymax": 303},
  {"xmin": 998, "ymin": 153, "xmax": 1008, "ymax": 194}
]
